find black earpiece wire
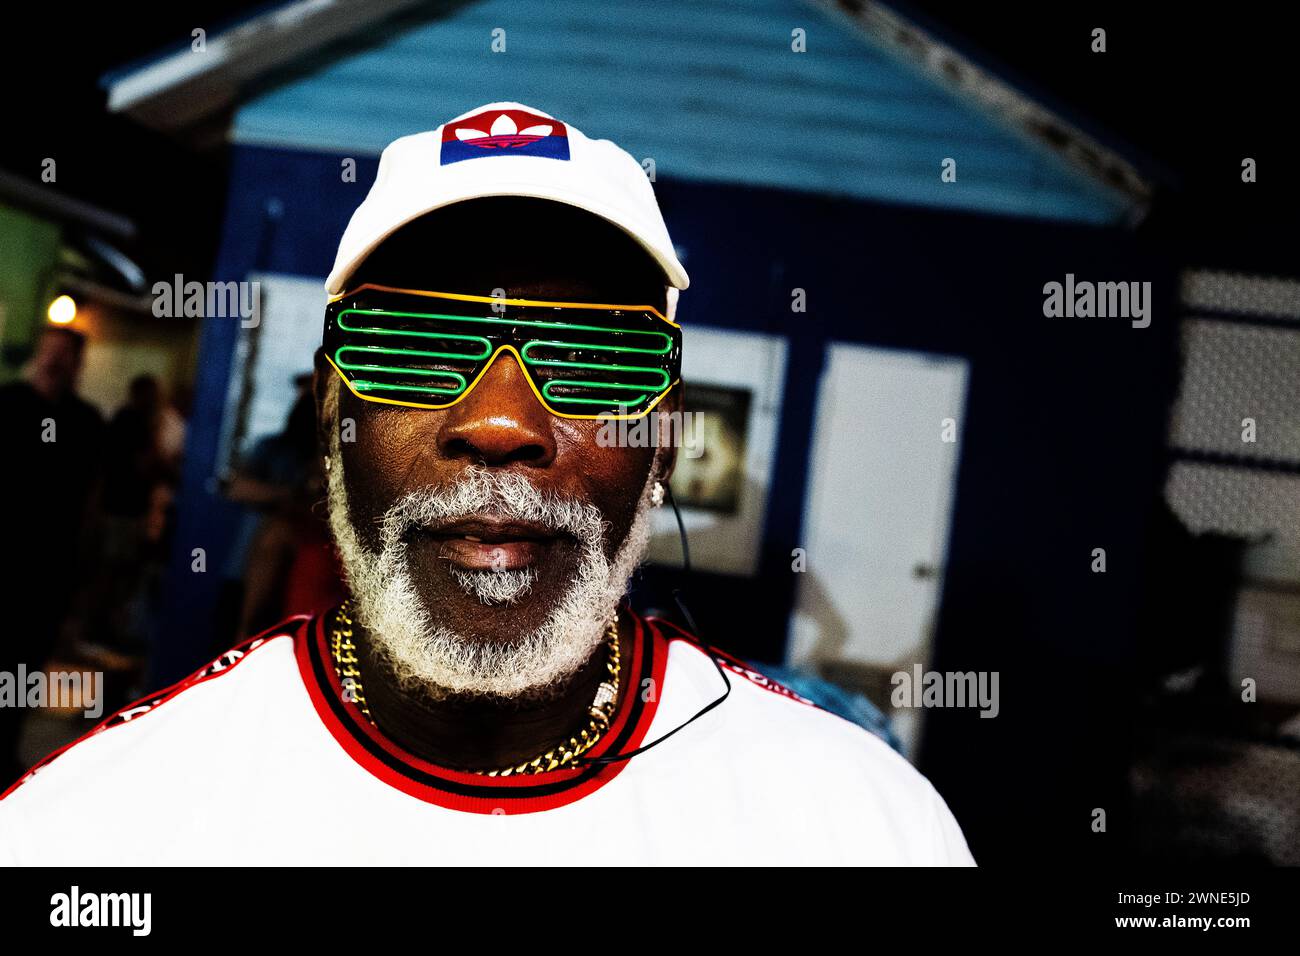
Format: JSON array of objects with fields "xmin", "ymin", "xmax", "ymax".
[{"xmin": 577, "ymin": 480, "xmax": 732, "ymax": 767}]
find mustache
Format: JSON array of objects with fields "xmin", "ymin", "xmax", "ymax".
[{"xmin": 376, "ymin": 467, "xmax": 609, "ymax": 548}]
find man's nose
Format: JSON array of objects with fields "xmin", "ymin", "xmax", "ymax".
[{"xmin": 434, "ymin": 351, "xmax": 557, "ymax": 467}]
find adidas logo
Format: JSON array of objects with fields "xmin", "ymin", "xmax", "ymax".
[{"xmin": 454, "ymin": 113, "xmax": 554, "ymax": 148}]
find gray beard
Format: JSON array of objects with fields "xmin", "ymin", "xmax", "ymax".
[{"xmin": 324, "ymin": 432, "xmax": 655, "ymax": 702}]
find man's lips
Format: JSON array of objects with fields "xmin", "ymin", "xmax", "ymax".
[{"xmin": 411, "ymin": 517, "xmax": 566, "ymax": 571}]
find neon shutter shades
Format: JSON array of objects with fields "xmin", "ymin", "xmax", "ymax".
[{"xmin": 324, "ymin": 284, "xmax": 681, "ymax": 420}]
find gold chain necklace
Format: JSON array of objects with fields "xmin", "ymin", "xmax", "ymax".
[{"xmin": 328, "ymin": 600, "xmax": 621, "ymax": 777}]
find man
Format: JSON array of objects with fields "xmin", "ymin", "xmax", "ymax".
[
  {"xmin": 0, "ymin": 325, "xmax": 104, "ymax": 786},
  {"xmin": 0, "ymin": 103, "xmax": 974, "ymax": 864}
]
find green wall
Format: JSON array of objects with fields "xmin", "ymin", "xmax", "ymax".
[{"xmin": 0, "ymin": 203, "xmax": 62, "ymax": 379}]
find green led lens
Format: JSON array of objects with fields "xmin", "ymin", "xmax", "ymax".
[{"xmin": 324, "ymin": 291, "xmax": 681, "ymax": 417}]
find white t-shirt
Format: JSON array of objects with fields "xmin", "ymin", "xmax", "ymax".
[{"xmin": 0, "ymin": 610, "xmax": 975, "ymax": 865}]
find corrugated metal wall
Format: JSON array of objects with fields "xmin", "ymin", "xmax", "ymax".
[{"xmin": 232, "ymin": 0, "xmax": 1127, "ymax": 224}]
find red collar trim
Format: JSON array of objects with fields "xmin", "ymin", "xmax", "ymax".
[{"xmin": 295, "ymin": 606, "xmax": 666, "ymax": 814}]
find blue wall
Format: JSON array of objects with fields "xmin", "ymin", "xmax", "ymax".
[{"xmin": 230, "ymin": 0, "xmax": 1131, "ymax": 225}]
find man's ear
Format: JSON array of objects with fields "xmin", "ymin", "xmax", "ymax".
[
  {"xmin": 312, "ymin": 347, "xmax": 335, "ymax": 457},
  {"xmin": 653, "ymin": 384, "xmax": 683, "ymax": 486}
]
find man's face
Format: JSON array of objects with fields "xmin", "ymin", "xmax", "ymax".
[{"xmin": 316, "ymin": 200, "xmax": 677, "ymax": 700}]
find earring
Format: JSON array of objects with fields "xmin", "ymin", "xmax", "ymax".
[
  {"xmin": 323, "ymin": 456, "xmax": 331, "ymax": 473},
  {"xmin": 650, "ymin": 481, "xmax": 665, "ymax": 507}
]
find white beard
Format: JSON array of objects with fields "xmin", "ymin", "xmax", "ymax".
[{"xmin": 325, "ymin": 429, "xmax": 655, "ymax": 702}]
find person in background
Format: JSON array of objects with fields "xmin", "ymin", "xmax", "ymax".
[
  {"xmin": 155, "ymin": 382, "xmax": 189, "ymax": 478},
  {"xmin": 0, "ymin": 325, "xmax": 104, "ymax": 786},
  {"xmin": 101, "ymin": 375, "xmax": 166, "ymax": 520},
  {"xmin": 71, "ymin": 374, "xmax": 173, "ymax": 659},
  {"xmin": 251, "ymin": 449, "xmax": 345, "ymax": 630},
  {"xmin": 221, "ymin": 377, "xmax": 332, "ymax": 639}
]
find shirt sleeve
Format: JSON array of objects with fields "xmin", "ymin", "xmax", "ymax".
[
  {"xmin": 927, "ymin": 782, "xmax": 977, "ymax": 866},
  {"xmin": 0, "ymin": 802, "xmax": 27, "ymax": 866}
]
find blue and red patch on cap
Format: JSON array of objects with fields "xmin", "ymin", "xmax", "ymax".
[{"xmin": 440, "ymin": 108, "xmax": 570, "ymax": 165}]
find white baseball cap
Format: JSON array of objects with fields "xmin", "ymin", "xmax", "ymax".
[{"xmin": 325, "ymin": 102, "xmax": 689, "ymax": 303}]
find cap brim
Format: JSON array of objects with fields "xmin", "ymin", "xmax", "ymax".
[{"xmin": 325, "ymin": 184, "xmax": 689, "ymax": 296}]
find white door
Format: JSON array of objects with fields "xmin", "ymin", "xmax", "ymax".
[{"xmin": 789, "ymin": 343, "xmax": 969, "ymax": 758}]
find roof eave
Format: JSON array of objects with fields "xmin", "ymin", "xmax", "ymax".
[{"xmin": 102, "ymin": 0, "xmax": 434, "ymax": 135}]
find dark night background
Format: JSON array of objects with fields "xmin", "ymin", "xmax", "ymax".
[{"xmin": 7, "ymin": 1, "xmax": 1296, "ymax": 281}]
